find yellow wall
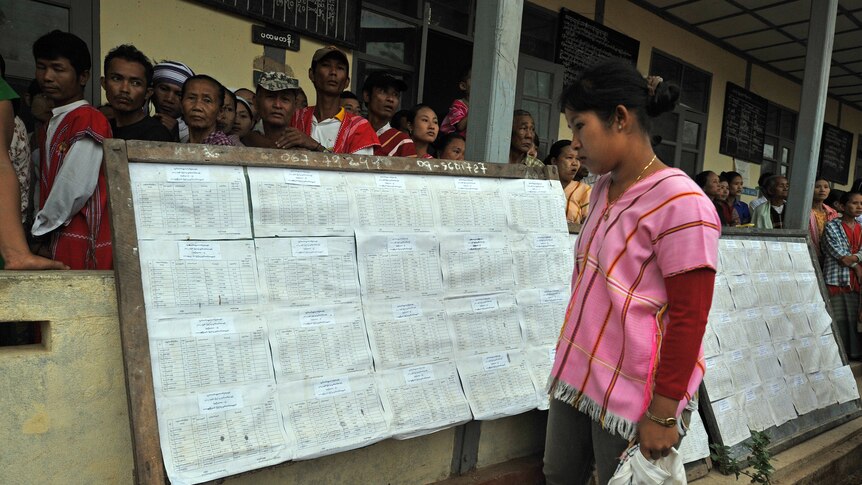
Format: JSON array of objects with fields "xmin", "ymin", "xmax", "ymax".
[{"xmin": 99, "ymin": 0, "xmax": 355, "ymax": 107}]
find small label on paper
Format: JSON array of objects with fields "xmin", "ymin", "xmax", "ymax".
[
  {"xmin": 767, "ymin": 306, "xmax": 784, "ymax": 317},
  {"xmin": 292, "ymin": 238, "xmax": 329, "ymax": 257},
  {"xmin": 454, "ymin": 178, "xmax": 481, "ymax": 191},
  {"xmin": 548, "ymin": 348, "xmax": 557, "ymax": 362},
  {"xmin": 471, "ymin": 296, "xmax": 499, "ymax": 313},
  {"xmin": 716, "ymin": 398, "xmax": 732, "ymax": 413},
  {"xmin": 191, "ymin": 316, "xmax": 236, "ymax": 335},
  {"xmin": 314, "ymin": 376, "xmax": 351, "ymax": 398},
  {"xmin": 167, "ymin": 166, "xmax": 210, "ymax": 182},
  {"xmin": 756, "ymin": 273, "xmax": 770, "ymax": 283},
  {"xmin": 376, "ymin": 174, "xmax": 406, "ymax": 189},
  {"xmin": 722, "ymin": 239, "xmax": 739, "ymax": 249},
  {"xmin": 524, "ymin": 180, "xmax": 549, "ymax": 193},
  {"xmin": 811, "ymin": 371, "xmax": 825, "ymax": 382},
  {"xmin": 744, "ymin": 389, "xmax": 758, "ymax": 402},
  {"xmin": 388, "ymin": 236, "xmax": 416, "ymax": 252},
  {"xmin": 199, "ymin": 390, "xmax": 243, "ymax": 414},
  {"xmin": 540, "ymin": 288, "xmax": 567, "ymax": 304},
  {"xmin": 465, "ymin": 235, "xmax": 490, "ymax": 251},
  {"xmin": 730, "ymin": 350, "xmax": 744, "ymax": 362},
  {"xmin": 178, "ymin": 241, "xmax": 222, "ymax": 260},
  {"xmin": 745, "ymin": 308, "xmax": 761, "ymax": 319},
  {"xmin": 483, "ymin": 353, "xmax": 509, "ymax": 371},
  {"xmin": 532, "ymin": 234, "xmax": 557, "ymax": 249},
  {"xmin": 403, "ymin": 365, "xmax": 435, "ymax": 384},
  {"xmin": 300, "ymin": 310, "xmax": 335, "ymax": 326},
  {"xmin": 283, "ymin": 169, "xmax": 321, "ymax": 186},
  {"xmin": 768, "ymin": 242, "xmax": 784, "ymax": 252},
  {"xmin": 756, "ymin": 345, "xmax": 771, "ymax": 357},
  {"xmin": 392, "ymin": 302, "xmax": 422, "ymax": 319}
]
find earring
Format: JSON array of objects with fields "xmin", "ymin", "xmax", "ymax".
[{"xmin": 618, "ymin": 124, "xmax": 622, "ymax": 131}]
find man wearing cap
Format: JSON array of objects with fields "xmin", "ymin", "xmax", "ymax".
[
  {"xmin": 281, "ymin": 46, "xmax": 378, "ymax": 155},
  {"xmin": 242, "ymin": 71, "xmax": 300, "ymax": 148},
  {"xmin": 152, "ymin": 60, "xmax": 194, "ymax": 142},
  {"xmin": 362, "ymin": 72, "xmax": 416, "ymax": 158}
]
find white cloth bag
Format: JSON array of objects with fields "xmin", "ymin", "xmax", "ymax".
[{"xmin": 607, "ymin": 444, "xmax": 686, "ymax": 485}]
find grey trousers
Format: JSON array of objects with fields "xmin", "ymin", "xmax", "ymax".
[{"xmin": 543, "ymin": 398, "xmax": 630, "ymax": 485}]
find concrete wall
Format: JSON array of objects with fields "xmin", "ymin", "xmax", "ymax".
[{"xmin": 0, "ymin": 272, "xmax": 546, "ymax": 483}]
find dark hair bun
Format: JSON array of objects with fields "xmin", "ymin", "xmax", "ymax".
[{"xmin": 646, "ymin": 81, "xmax": 679, "ymax": 117}]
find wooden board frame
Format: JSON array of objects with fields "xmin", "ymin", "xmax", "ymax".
[
  {"xmin": 698, "ymin": 228, "xmax": 862, "ymax": 463},
  {"xmin": 104, "ymin": 140, "xmax": 559, "ymax": 484}
]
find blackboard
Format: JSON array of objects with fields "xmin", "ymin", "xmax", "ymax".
[
  {"xmin": 719, "ymin": 82, "xmax": 768, "ymax": 164},
  {"xmin": 193, "ymin": 0, "xmax": 360, "ymax": 48},
  {"xmin": 818, "ymin": 123, "xmax": 853, "ymax": 184},
  {"xmin": 555, "ymin": 8, "xmax": 639, "ymax": 87}
]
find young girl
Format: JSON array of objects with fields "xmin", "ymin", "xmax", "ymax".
[
  {"xmin": 436, "ymin": 133, "xmax": 465, "ymax": 160},
  {"xmin": 408, "ymin": 104, "xmax": 438, "ymax": 159},
  {"xmin": 440, "ymin": 67, "xmax": 470, "ymax": 138},
  {"xmin": 544, "ymin": 59, "xmax": 719, "ymax": 484},
  {"xmin": 810, "ymin": 177, "xmax": 839, "ymax": 258},
  {"xmin": 721, "ymin": 171, "xmax": 750, "ymax": 224},
  {"xmin": 695, "ymin": 170, "xmax": 729, "ymax": 224},
  {"xmin": 716, "ymin": 179, "xmax": 740, "ymax": 226},
  {"xmin": 544, "ymin": 139, "xmax": 590, "ymax": 224},
  {"xmin": 229, "ymin": 96, "xmax": 254, "ymax": 146},
  {"xmin": 822, "ymin": 191, "xmax": 862, "ymax": 360}
]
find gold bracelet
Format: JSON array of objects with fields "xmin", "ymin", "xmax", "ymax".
[{"xmin": 644, "ymin": 410, "xmax": 677, "ymax": 428}]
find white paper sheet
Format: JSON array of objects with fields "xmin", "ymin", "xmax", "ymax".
[
  {"xmin": 806, "ymin": 302, "xmax": 834, "ymax": 335},
  {"xmin": 727, "ymin": 349, "xmax": 761, "ymax": 390},
  {"xmin": 829, "ymin": 366, "xmax": 861, "ymax": 403},
  {"xmin": 149, "ymin": 314, "xmax": 275, "ymax": 394},
  {"xmin": 267, "ymin": 303, "xmax": 373, "ymax": 381},
  {"xmin": 752, "ymin": 273, "xmax": 781, "ymax": 306},
  {"xmin": 765, "ymin": 241, "xmax": 793, "ymax": 272},
  {"xmin": 764, "ymin": 378, "xmax": 798, "ymax": 427},
  {"xmin": 752, "ymin": 343, "xmax": 784, "ymax": 383},
  {"xmin": 710, "ymin": 311, "xmax": 745, "ymax": 351},
  {"xmin": 728, "ymin": 274, "xmax": 757, "ymax": 310},
  {"xmin": 254, "ymin": 237, "xmax": 360, "ymax": 307},
  {"xmin": 711, "ymin": 275, "xmax": 735, "ymax": 311},
  {"xmin": 279, "ymin": 372, "xmax": 390, "ymax": 460},
  {"xmin": 130, "ymin": 163, "xmax": 252, "ymax": 240},
  {"xmin": 355, "ymin": 232, "xmax": 443, "ymax": 298},
  {"xmin": 440, "ymin": 233, "xmax": 515, "ymax": 294},
  {"xmin": 375, "ymin": 361, "xmax": 472, "ymax": 439},
  {"xmin": 526, "ymin": 346, "xmax": 556, "ymax": 410},
  {"xmin": 429, "ymin": 176, "xmax": 507, "ymax": 232},
  {"xmin": 500, "ymin": 179, "xmax": 568, "ymax": 233},
  {"xmin": 509, "ymin": 233, "xmax": 574, "ymax": 289},
  {"xmin": 247, "ymin": 167, "xmax": 352, "ymax": 237},
  {"xmin": 678, "ymin": 409, "xmax": 710, "ymax": 464},
  {"xmin": 712, "ymin": 395, "xmax": 752, "ymax": 446},
  {"xmin": 743, "ymin": 240, "xmax": 770, "ymax": 272},
  {"xmin": 445, "ymin": 293, "xmax": 524, "ymax": 355},
  {"xmin": 157, "ymin": 384, "xmax": 291, "ymax": 485},
  {"xmin": 787, "ymin": 303, "xmax": 813, "ymax": 338},
  {"xmin": 740, "ymin": 307, "xmax": 771, "ymax": 346},
  {"xmin": 788, "ymin": 242, "xmax": 815, "ymax": 272},
  {"xmin": 139, "ymin": 240, "xmax": 261, "ymax": 316},
  {"xmin": 718, "ymin": 239, "xmax": 748, "ymax": 274},
  {"xmin": 764, "ymin": 306, "xmax": 793, "ymax": 343},
  {"xmin": 785, "ymin": 374, "xmax": 818, "ymax": 415},
  {"xmin": 740, "ymin": 386, "xmax": 774, "ymax": 432},
  {"xmin": 819, "ymin": 334, "xmax": 844, "ymax": 371},
  {"xmin": 363, "ymin": 298, "xmax": 455, "ymax": 369},
  {"xmin": 456, "ymin": 351, "xmax": 540, "ymax": 420},
  {"xmin": 776, "ymin": 272, "xmax": 802, "ymax": 302},
  {"xmin": 349, "ymin": 173, "xmax": 435, "ymax": 232},
  {"xmin": 702, "ymin": 324, "xmax": 721, "ymax": 358},
  {"xmin": 795, "ymin": 272, "xmax": 821, "ymax": 305},
  {"xmin": 808, "ymin": 371, "xmax": 837, "ymax": 409},
  {"xmin": 776, "ymin": 340, "xmax": 804, "ymax": 375},
  {"xmin": 704, "ymin": 355, "xmax": 735, "ymax": 401},
  {"xmin": 796, "ymin": 336, "xmax": 821, "ymax": 373},
  {"xmin": 516, "ymin": 288, "xmax": 569, "ymax": 347}
]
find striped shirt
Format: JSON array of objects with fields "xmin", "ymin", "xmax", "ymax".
[
  {"xmin": 375, "ymin": 124, "xmax": 416, "ymax": 157},
  {"xmin": 549, "ymin": 168, "xmax": 720, "ymax": 439}
]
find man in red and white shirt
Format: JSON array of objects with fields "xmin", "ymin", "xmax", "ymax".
[{"xmin": 362, "ymin": 72, "xmax": 416, "ymax": 158}]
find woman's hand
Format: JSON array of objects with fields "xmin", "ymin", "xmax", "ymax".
[{"xmin": 638, "ymin": 394, "xmax": 679, "ymax": 460}]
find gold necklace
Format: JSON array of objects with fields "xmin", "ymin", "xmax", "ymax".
[{"xmin": 603, "ymin": 154, "xmax": 658, "ymax": 221}]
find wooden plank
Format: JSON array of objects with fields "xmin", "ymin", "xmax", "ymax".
[
  {"xmin": 103, "ymin": 139, "xmax": 166, "ymax": 485},
  {"xmin": 124, "ymin": 140, "xmax": 547, "ymax": 179}
]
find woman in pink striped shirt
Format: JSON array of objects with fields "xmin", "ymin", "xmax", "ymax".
[{"xmin": 543, "ymin": 60, "xmax": 721, "ymax": 484}]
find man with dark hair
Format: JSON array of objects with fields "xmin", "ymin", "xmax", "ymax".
[
  {"xmin": 284, "ymin": 46, "xmax": 378, "ymax": 154},
  {"xmin": 340, "ymin": 90, "xmax": 360, "ymax": 114},
  {"xmin": 101, "ymin": 44, "xmax": 171, "ymax": 142},
  {"xmin": 361, "ymin": 72, "xmax": 416, "ymax": 157},
  {"xmin": 30, "ymin": 30, "xmax": 113, "ymax": 269},
  {"xmin": 181, "ymin": 74, "xmax": 234, "ymax": 146},
  {"xmin": 152, "ymin": 60, "xmax": 194, "ymax": 142}
]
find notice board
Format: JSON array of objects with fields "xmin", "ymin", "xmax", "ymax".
[
  {"xmin": 192, "ymin": 0, "xmax": 360, "ymax": 48},
  {"xmin": 555, "ymin": 8, "xmax": 640, "ymax": 87},
  {"xmin": 105, "ymin": 140, "xmax": 574, "ymax": 484},
  {"xmin": 699, "ymin": 229, "xmax": 861, "ymax": 461},
  {"xmin": 818, "ymin": 123, "xmax": 854, "ymax": 185},
  {"xmin": 719, "ymin": 82, "xmax": 768, "ymax": 164}
]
